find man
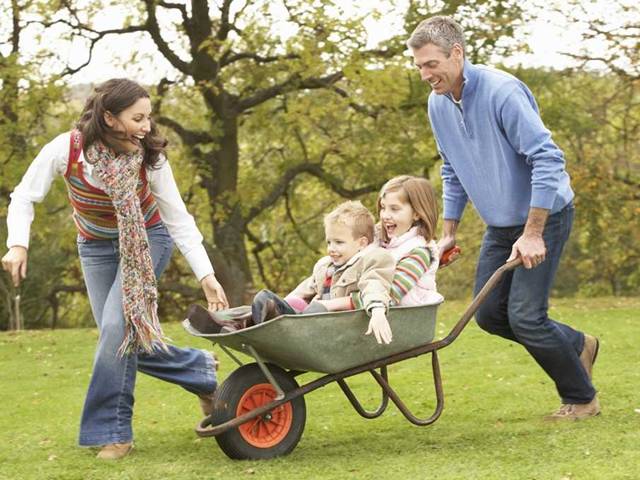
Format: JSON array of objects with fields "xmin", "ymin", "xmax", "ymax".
[{"xmin": 407, "ymin": 16, "xmax": 599, "ymax": 420}]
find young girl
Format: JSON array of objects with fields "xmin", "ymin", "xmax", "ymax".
[
  {"xmin": 1, "ymin": 78, "xmax": 227, "ymax": 460},
  {"xmin": 377, "ymin": 175, "xmax": 444, "ymax": 306}
]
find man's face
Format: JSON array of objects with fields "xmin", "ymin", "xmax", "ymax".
[
  {"xmin": 325, "ymin": 222, "xmax": 368, "ymax": 267},
  {"xmin": 411, "ymin": 43, "xmax": 464, "ymax": 96}
]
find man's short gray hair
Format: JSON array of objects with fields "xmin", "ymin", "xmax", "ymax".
[{"xmin": 406, "ymin": 16, "xmax": 465, "ymax": 56}]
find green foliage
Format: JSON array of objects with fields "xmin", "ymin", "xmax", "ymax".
[
  {"xmin": 0, "ymin": 43, "xmax": 82, "ymax": 329},
  {"xmin": 511, "ymin": 67, "xmax": 640, "ymax": 296},
  {"xmin": 2, "ymin": 0, "xmax": 638, "ymax": 330},
  {"xmin": 1, "ymin": 297, "xmax": 639, "ymax": 478}
]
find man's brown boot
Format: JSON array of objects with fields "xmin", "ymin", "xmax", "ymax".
[
  {"xmin": 96, "ymin": 442, "xmax": 133, "ymax": 460},
  {"xmin": 580, "ymin": 334, "xmax": 599, "ymax": 380},
  {"xmin": 545, "ymin": 396, "xmax": 601, "ymax": 421}
]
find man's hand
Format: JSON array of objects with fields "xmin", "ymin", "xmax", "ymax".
[
  {"xmin": 508, "ymin": 207, "xmax": 549, "ymax": 269},
  {"xmin": 508, "ymin": 233, "xmax": 546, "ymax": 269},
  {"xmin": 200, "ymin": 274, "xmax": 229, "ymax": 311},
  {"xmin": 437, "ymin": 219, "xmax": 459, "ymax": 268},
  {"xmin": 1, "ymin": 246, "xmax": 28, "ymax": 287},
  {"xmin": 365, "ymin": 307, "xmax": 392, "ymax": 344}
]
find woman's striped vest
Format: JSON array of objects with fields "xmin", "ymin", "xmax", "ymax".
[{"xmin": 63, "ymin": 130, "xmax": 162, "ymax": 240}]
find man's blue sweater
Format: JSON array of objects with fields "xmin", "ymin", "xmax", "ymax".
[{"xmin": 428, "ymin": 60, "xmax": 574, "ymax": 227}]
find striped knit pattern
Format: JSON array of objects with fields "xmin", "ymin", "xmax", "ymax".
[
  {"xmin": 390, "ymin": 247, "xmax": 432, "ymax": 305},
  {"xmin": 63, "ymin": 131, "xmax": 161, "ymax": 240}
]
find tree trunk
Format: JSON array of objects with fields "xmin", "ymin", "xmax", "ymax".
[{"xmin": 202, "ymin": 100, "xmax": 254, "ymax": 306}]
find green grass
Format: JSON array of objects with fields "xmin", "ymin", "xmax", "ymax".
[{"xmin": 1, "ymin": 297, "xmax": 638, "ymax": 480}]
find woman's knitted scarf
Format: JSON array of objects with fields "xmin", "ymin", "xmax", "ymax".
[{"xmin": 86, "ymin": 141, "xmax": 167, "ymax": 356}]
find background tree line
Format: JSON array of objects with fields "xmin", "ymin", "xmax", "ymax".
[{"xmin": 1, "ymin": 0, "xmax": 638, "ymax": 330}]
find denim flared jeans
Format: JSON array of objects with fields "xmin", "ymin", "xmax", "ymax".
[
  {"xmin": 77, "ymin": 224, "xmax": 217, "ymax": 446},
  {"xmin": 473, "ymin": 203, "xmax": 596, "ymax": 404}
]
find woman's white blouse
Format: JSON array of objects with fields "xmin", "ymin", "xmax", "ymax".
[{"xmin": 6, "ymin": 132, "xmax": 214, "ymax": 281}]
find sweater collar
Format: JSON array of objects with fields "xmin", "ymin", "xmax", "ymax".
[
  {"xmin": 446, "ymin": 59, "xmax": 477, "ymax": 103},
  {"xmin": 384, "ymin": 226, "xmax": 422, "ymax": 249}
]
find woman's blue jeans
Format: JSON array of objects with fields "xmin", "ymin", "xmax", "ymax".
[
  {"xmin": 474, "ymin": 204, "xmax": 596, "ymax": 404},
  {"xmin": 77, "ymin": 224, "xmax": 217, "ymax": 446}
]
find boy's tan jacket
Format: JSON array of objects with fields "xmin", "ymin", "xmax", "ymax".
[{"xmin": 289, "ymin": 244, "xmax": 395, "ymax": 310}]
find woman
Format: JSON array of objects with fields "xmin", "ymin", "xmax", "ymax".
[{"xmin": 1, "ymin": 78, "xmax": 227, "ymax": 459}]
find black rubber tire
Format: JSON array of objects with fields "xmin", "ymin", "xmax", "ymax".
[{"xmin": 211, "ymin": 363, "xmax": 306, "ymax": 459}]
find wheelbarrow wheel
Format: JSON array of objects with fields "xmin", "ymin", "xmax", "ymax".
[{"xmin": 211, "ymin": 363, "xmax": 306, "ymax": 459}]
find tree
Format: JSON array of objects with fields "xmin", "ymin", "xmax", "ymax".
[
  {"xmin": 0, "ymin": 0, "xmax": 78, "ymax": 329},
  {"xmin": 33, "ymin": 0, "xmax": 528, "ymax": 305}
]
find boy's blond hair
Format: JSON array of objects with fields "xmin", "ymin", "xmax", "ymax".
[
  {"xmin": 377, "ymin": 175, "xmax": 439, "ymax": 244},
  {"xmin": 324, "ymin": 201, "xmax": 375, "ymax": 242}
]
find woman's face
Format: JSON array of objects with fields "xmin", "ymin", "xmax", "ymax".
[{"xmin": 104, "ymin": 97, "xmax": 152, "ymax": 152}]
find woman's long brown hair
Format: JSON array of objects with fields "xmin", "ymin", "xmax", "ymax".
[{"xmin": 75, "ymin": 78, "xmax": 167, "ymax": 168}]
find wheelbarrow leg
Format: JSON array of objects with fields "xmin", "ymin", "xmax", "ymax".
[
  {"xmin": 337, "ymin": 366, "xmax": 390, "ymax": 419},
  {"xmin": 370, "ymin": 350, "xmax": 444, "ymax": 426}
]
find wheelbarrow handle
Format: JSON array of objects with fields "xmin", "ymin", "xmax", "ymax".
[{"xmin": 438, "ymin": 257, "xmax": 523, "ymax": 348}]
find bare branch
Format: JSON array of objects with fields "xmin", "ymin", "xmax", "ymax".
[
  {"xmin": 284, "ymin": 189, "xmax": 323, "ymax": 254},
  {"xmin": 218, "ymin": 0, "xmax": 233, "ymax": 40},
  {"xmin": 143, "ymin": 0, "xmax": 193, "ymax": 75},
  {"xmin": 61, "ymin": 25, "xmax": 147, "ymax": 76},
  {"xmin": 158, "ymin": 1, "xmax": 189, "ymax": 25},
  {"xmin": 237, "ymin": 71, "xmax": 344, "ymax": 112},
  {"xmin": 156, "ymin": 116, "xmax": 215, "ymax": 144},
  {"xmin": 220, "ymin": 51, "xmax": 300, "ymax": 67},
  {"xmin": 244, "ymin": 161, "xmax": 382, "ymax": 224},
  {"xmin": 154, "ymin": 77, "xmax": 176, "ymax": 115}
]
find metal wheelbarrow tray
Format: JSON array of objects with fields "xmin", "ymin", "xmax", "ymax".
[{"xmin": 182, "ymin": 259, "xmax": 520, "ymax": 460}]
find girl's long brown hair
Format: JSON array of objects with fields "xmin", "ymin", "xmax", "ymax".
[
  {"xmin": 75, "ymin": 78, "xmax": 167, "ymax": 168},
  {"xmin": 377, "ymin": 175, "xmax": 439, "ymax": 244}
]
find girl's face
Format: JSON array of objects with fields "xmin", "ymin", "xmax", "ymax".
[
  {"xmin": 104, "ymin": 97, "xmax": 152, "ymax": 152},
  {"xmin": 379, "ymin": 190, "xmax": 418, "ymax": 239}
]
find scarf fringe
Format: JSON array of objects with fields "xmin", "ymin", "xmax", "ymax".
[{"xmin": 88, "ymin": 141, "xmax": 170, "ymax": 358}]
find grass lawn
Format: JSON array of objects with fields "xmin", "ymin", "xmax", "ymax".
[{"xmin": 1, "ymin": 297, "xmax": 638, "ymax": 480}]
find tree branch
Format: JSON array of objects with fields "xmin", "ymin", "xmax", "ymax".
[
  {"xmin": 158, "ymin": 1, "xmax": 189, "ymax": 25},
  {"xmin": 156, "ymin": 116, "xmax": 215, "ymax": 145},
  {"xmin": 244, "ymin": 161, "xmax": 383, "ymax": 224},
  {"xmin": 143, "ymin": 0, "xmax": 193, "ymax": 75},
  {"xmin": 220, "ymin": 51, "xmax": 300, "ymax": 67},
  {"xmin": 237, "ymin": 71, "xmax": 344, "ymax": 112}
]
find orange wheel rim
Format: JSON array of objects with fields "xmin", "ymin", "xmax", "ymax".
[{"xmin": 236, "ymin": 383, "xmax": 293, "ymax": 448}]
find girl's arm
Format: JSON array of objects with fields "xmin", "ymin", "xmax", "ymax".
[{"xmin": 390, "ymin": 247, "xmax": 432, "ymax": 304}]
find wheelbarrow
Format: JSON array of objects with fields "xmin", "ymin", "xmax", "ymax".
[{"xmin": 182, "ymin": 256, "xmax": 521, "ymax": 460}]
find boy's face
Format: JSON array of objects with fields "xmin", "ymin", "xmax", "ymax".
[{"xmin": 325, "ymin": 222, "xmax": 369, "ymax": 267}]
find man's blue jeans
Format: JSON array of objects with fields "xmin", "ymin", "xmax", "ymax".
[
  {"xmin": 77, "ymin": 224, "xmax": 217, "ymax": 446},
  {"xmin": 474, "ymin": 203, "xmax": 596, "ymax": 404}
]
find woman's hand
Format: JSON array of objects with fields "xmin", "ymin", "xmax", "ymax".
[
  {"xmin": 365, "ymin": 307, "xmax": 393, "ymax": 344},
  {"xmin": 200, "ymin": 274, "xmax": 229, "ymax": 311},
  {"xmin": 1, "ymin": 246, "xmax": 28, "ymax": 287}
]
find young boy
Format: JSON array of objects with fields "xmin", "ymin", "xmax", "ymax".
[{"xmin": 190, "ymin": 201, "xmax": 396, "ymax": 344}]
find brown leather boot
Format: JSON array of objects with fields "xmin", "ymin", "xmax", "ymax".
[
  {"xmin": 545, "ymin": 396, "xmax": 601, "ymax": 421},
  {"xmin": 580, "ymin": 334, "xmax": 599, "ymax": 380},
  {"xmin": 254, "ymin": 298, "xmax": 283, "ymax": 324},
  {"xmin": 198, "ymin": 391, "xmax": 216, "ymax": 416},
  {"xmin": 96, "ymin": 442, "xmax": 133, "ymax": 460},
  {"xmin": 185, "ymin": 304, "xmax": 223, "ymax": 334}
]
